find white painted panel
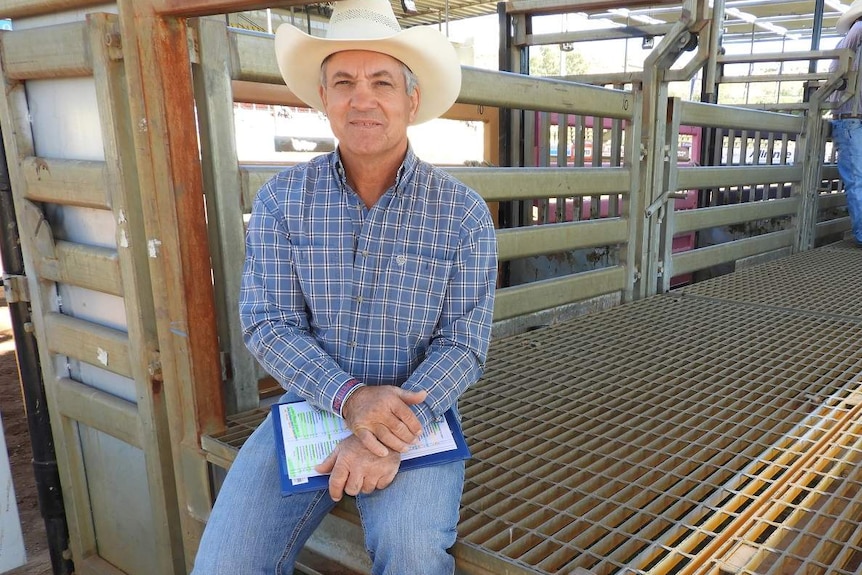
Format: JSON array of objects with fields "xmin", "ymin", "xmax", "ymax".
[
  {"xmin": 54, "ymin": 357, "xmax": 137, "ymax": 406},
  {"xmin": 11, "ymin": 3, "xmax": 117, "ymax": 30},
  {"xmin": 78, "ymin": 424, "xmax": 156, "ymax": 574},
  {"xmin": 45, "ymin": 205, "xmax": 116, "ymax": 248},
  {"xmin": 0, "ymin": 411, "xmax": 26, "ymax": 573},
  {"xmin": 57, "ymin": 285, "xmax": 126, "ymax": 331},
  {"xmin": 28, "ymin": 78, "xmax": 103, "ymax": 162}
]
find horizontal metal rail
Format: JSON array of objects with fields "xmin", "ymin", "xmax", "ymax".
[
  {"xmin": 497, "ymin": 219, "xmax": 628, "ymax": 261},
  {"xmin": 227, "ymin": 28, "xmax": 636, "ymax": 119},
  {"xmin": 674, "ymin": 197, "xmax": 798, "ymax": 235},
  {"xmin": 239, "ymin": 166, "xmax": 632, "ymax": 207},
  {"xmin": 672, "ymin": 229, "xmax": 794, "ymax": 277},
  {"xmin": 493, "ymin": 266, "xmax": 626, "ymax": 321},
  {"xmin": 679, "ymin": 100, "xmax": 805, "ymax": 133},
  {"xmin": 676, "ymin": 164, "xmax": 803, "ymax": 190}
]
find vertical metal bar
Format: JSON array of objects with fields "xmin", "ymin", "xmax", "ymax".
[
  {"xmin": 193, "ymin": 17, "xmax": 259, "ymax": 414},
  {"xmin": 809, "ymin": 0, "xmax": 825, "ymax": 74},
  {"xmin": 660, "ymin": 98, "xmax": 682, "ymax": 294},
  {"xmin": 536, "ymin": 111, "xmax": 550, "ymax": 223},
  {"xmin": 609, "ymin": 113, "xmax": 622, "ymax": 217},
  {"xmin": 556, "ymin": 113, "xmax": 568, "ymax": 223},
  {"xmin": 573, "ymin": 115, "xmax": 585, "ymax": 220},
  {"xmin": 590, "ymin": 115, "xmax": 601, "ymax": 220}
]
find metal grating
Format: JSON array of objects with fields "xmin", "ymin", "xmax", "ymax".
[
  {"xmin": 458, "ymin": 290, "xmax": 862, "ymax": 574},
  {"xmin": 676, "ymin": 242, "xmax": 862, "ymax": 318}
]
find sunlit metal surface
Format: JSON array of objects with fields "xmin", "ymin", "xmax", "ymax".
[{"xmin": 457, "ymin": 240, "xmax": 862, "ymax": 574}]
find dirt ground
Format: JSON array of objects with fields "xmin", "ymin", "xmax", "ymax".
[{"xmin": 0, "ymin": 303, "xmax": 53, "ymax": 575}]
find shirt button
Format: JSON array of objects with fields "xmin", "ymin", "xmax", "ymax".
[
  {"xmin": 348, "ymin": 340, "xmax": 357, "ymax": 348},
  {"xmin": 361, "ymin": 250, "xmax": 369, "ymax": 257},
  {"xmin": 356, "ymin": 295, "xmax": 364, "ymax": 304}
]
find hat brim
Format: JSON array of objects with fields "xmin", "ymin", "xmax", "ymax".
[
  {"xmin": 274, "ymin": 24, "xmax": 462, "ymax": 125},
  {"xmin": 838, "ymin": 4, "xmax": 862, "ymax": 33}
]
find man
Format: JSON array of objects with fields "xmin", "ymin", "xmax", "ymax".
[
  {"xmin": 832, "ymin": 0, "xmax": 862, "ymax": 248},
  {"xmin": 191, "ymin": 0, "xmax": 497, "ymax": 573}
]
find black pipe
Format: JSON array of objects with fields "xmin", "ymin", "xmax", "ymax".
[
  {"xmin": 0, "ymin": 132, "xmax": 74, "ymax": 574},
  {"xmin": 810, "ymin": 0, "xmax": 825, "ymax": 73}
]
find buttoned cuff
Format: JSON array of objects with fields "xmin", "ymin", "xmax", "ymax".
[{"xmin": 334, "ymin": 378, "xmax": 364, "ymax": 418}]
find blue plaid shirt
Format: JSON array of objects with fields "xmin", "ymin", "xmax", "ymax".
[{"xmin": 240, "ymin": 148, "xmax": 497, "ymax": 428}]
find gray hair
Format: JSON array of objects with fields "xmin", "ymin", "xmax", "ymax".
[{"xmin": 320, "ymin": 54, "xmax": 419, "ymax": 96}]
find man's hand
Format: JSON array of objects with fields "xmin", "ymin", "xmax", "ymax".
[
  {"xmin": 314, "ymin": 435, "xmax": 401, "ymax": 501},
  {"xmin": 342, "ymin": 386, "xmax": 426, "ymax": 456}
]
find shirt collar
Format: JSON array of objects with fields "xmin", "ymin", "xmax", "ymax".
[{"xmin": 331, "ymin": 146, "xmax": 418, "ymax": 198}]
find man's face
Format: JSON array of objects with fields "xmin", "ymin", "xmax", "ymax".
[{"xmin": 319, "ymin": 50, "xmax": 420, "ymax": 162}]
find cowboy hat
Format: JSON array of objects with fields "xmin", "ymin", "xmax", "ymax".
[
  {"xmin": 274, "ymin": 0, "xmax": 462, "ymax": 125},
  {"xmin": 838, "ymin": 0, "xmax": 862, "ymax": 33}
]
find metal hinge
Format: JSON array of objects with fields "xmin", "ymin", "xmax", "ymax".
[{"xmin": 2, "ymin": 274, "xmax": 30, "ymax": 304}]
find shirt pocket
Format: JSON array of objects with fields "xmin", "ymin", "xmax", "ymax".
[
  {"xmin": 375, "ymin": 253, "xmax": 452, "ymax": 338},
  {"xmin": 290, "ymin": 244, "xmax": 347, "ymax": 330}
]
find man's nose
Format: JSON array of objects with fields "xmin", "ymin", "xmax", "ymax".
[{"xmin": 350, "ymin": 82, "xmax": 377, "ymax": 109}]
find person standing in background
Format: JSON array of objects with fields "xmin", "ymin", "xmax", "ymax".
[{"xmin": 832, "ymin": 0, "xmax": 862, "ymax": 247}]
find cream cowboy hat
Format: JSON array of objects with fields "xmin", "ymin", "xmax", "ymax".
[
  {"xmin": 274, "ymin": 0, "xmax": 462, "ymax": 125},
  {"xmin": 838, "ymin": 0, "xmax": 862, "ymax": 33}
]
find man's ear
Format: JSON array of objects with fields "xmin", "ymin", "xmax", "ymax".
[
  {"xmin": 319, "ymin": 84, "xmax": 328, "ymax": 108},
  {"xmin": 409, "ymin": 86, "xmax": 420, "ymax": 124}
]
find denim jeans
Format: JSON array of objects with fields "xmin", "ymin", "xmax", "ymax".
[
  {"xmin": 832, "ymin": 118, "xmax": 862, "ymax": 243},
  {"xmin": 191, "ymin": 412, "xmax": 464, "ymax": 575}
]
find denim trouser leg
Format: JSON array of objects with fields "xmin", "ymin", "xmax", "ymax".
[
  {"xmin": 358, "ymin": 457, "xmax": 464, "ymax": 575},
  {"xmin": 833, "ymin": 118, "xmax": 862, "ymax": 243},
  {"xmin": 191, "ymin": 413, "xmax": 337, "ymax": 575},
  {"xmin": 191, "ymin": 413, "xmax": 465, "ymax": 575}
]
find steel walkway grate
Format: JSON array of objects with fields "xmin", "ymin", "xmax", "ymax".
[
  {"xmin": 458, "ymin": 274, "xmax": 862, "ymax": 574},
  {"xmin": 675, "ymin": 243, "xmax": 862, "ymax": 318}
]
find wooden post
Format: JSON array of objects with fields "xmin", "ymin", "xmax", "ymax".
[{"xmin": 115, "ymin": 0, "xmax": 225, "ymax": 566}]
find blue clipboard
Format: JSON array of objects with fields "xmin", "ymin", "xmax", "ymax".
[{"xmin": 271, "ymin": 400, "xmax": 470, "ymax": 496}]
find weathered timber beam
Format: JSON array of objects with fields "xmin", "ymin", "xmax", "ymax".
[
  {"xmin": 0, "ymin": 0, "xmax": 105, "ymax": 19},
  {"xmin": 55, "ymin": 377, "xmax": 142, "ymax": 449},
  {"xmin": 152, "ymin": 0, "xmax": 307, "ymax": 17},
  {"xmin": 22, "ymin": 157, "xmax": 111, "ymax": 209},
  {"xmin": 1, "ymin": 21, "xmax": 91, "ymax": 79},
  {"xmin": 41, "ymin": 241, "xmax": 123, "ymax": 297},
  {"xmin": 44, "ymin": 311, "xmax": 133, "ymax": 379}
]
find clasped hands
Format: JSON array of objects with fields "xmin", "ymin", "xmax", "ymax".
[{"xmin": 315, "ymin": 386, "xmax": 426, "ymax": 501}]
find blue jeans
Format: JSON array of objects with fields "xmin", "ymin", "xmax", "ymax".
[
  {"xmin": 191, "ymin": 412, "xmax": 464, "ymax": 575},
  {"xmin": 832, "ymin": 118, "xmax": 862, "ymax": 243}
]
